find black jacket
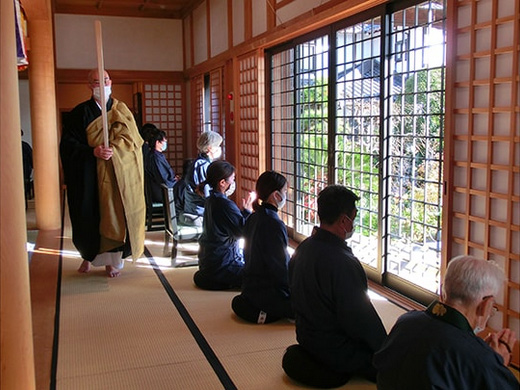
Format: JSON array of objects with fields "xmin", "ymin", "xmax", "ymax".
[
  {"xmin": 242, "ymin": 203, "xmax": 290, "ymax": 310},
  {"xmin": 289, "ymin": 228, "xmax": 387, "ymax": 373}
]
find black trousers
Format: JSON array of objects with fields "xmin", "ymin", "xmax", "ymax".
[
  {"xmin": 231, "ymin": 294, "xmax": 292, "ymax": 324},
  {"xmin": 193, "ymin": 269, "xmax": 242, "ymax": 290},
  {"xmin": 282, "ymin": 344, "xmax": 377, "ymax": 388},
  {"xmin": 282, "ymin": 344, "xmax": 352, "ymax": 388}
]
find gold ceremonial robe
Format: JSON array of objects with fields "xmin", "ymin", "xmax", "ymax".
[{"xmin": 86, "ymin": 98, "xmax": 145, "ymax": 260}]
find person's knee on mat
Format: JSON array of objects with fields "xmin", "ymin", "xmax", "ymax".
[
  {"xmin": 282, "ymin": 344, "xmax": 351, "ymax": 388},
  {"xmin": 193, "ymin": 270, "xmax": 224, "ymax": 290},
  {"xmin": 193, "ymin": 270, "xmax": 239, "ymax": 291},
  {"xmin": 232, "ymin": 294, "xmax": 281, "ymax": 324}
]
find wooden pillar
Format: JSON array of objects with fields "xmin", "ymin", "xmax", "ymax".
[
  {"xmin": 0, "ymin": 0, "xmax": 37, "ymax": 388},
  {"xmin": 26, "ymin": 0, "xmax": 61, "ymax": 230}
]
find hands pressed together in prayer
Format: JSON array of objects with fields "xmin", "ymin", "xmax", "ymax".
[
  {"xmin": 94, "ymin": 145, "xmax": 113, "ymax": 160},
  {"xmin": 485, "ymin": 328, "xmax": 516, "ymax": 366},
  {"xmin": 242, "ymin": 191, "xmax": 256, "ymax": 213}
]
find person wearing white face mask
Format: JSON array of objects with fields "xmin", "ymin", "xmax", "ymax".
[
  {"xmin": 144, "ymin": 129, "xmax": 178, "ymax": 203},
  {"xmin": 60, "ymin": 69, "xmax": 145, "ymax": 278},
  {"xmin": 283, "ymin": 185, "xmax": 386, "ymax": 388},
  {"xmin": 183, "ymin": 131, "xmax": 223, "ymax": 226},
  {"xmin": 194, "ymin": 160, "xmax": 254, "ymax": 290},
  {"xmin": 232, "ymin": 171, "xmax": 294, "ymax": 324},
  {"xmin": 374, "ymin": 255, "xmax": 518, "ymax": 389}
]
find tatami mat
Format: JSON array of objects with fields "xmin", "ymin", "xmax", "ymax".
[
  {"xmin": 29, "ymin": 202, "xmax": 519, "ymax": 389},
  {"xmin": 51, "ymin": 208, "xmax": 406, "ymax": 390},
  {"xmin": 56, "ymin": 244, "xmax": 224, "ymax": 389},
  {"xmin": 161, "ymin": 266, "xmax": 404, "ymax": 390}
]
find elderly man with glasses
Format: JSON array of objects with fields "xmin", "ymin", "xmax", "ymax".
[{"xmin": 374, "ymin": 255, "xmax": 518, "ymax": 389}]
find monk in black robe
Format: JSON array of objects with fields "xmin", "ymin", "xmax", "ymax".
[{"xmin": 60, "ymin": 69, "xmax": 145, "ymax": 277}]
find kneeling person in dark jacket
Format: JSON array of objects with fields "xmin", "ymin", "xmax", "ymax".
[
  {"xmin": 282, "ymin": 185, "xmax": 387, "ymax": 388},
  {"xmin": 193, "ymin": 160, "xmax": 254, "ymax": 290},
  {"xmin": 232, "ymin": 170, "xmax": 294, "ymax": 324}
]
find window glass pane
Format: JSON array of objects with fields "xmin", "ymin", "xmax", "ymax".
[
  {"xmin": 384, "ymin": 0, "xmax": 446, "ymax": 293},
  {"xmin": 294, "ymin": 36, "xmax": 329, "ymax": 236},
  {"xmin": 271, "ymin": 36, "xmax": 329, "ymax": 236},
  {"xmin": 270, "ymin": 0, "xmax": 446, "ymax": 296},
  {"xmin": 272, "ymin": 49, "xmax": 295, "ymax": 228},
  {"xmin": 335, "ymin": 17, "xmax": 382, "ymax": 268}
]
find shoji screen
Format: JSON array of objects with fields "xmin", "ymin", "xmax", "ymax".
[
  {"xmin": 142, "ymin": 82, "xmax": 185, "ymax": 173},
  {"xmin": 449, "ymin": 0, "xmax": 519, "ymax": 361},
  {"xmin": 236, "ymin": 51, "xmax": 264, "ymax": 199}
]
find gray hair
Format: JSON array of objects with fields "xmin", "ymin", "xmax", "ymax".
[
  {"xmin": 442, "ymin": 255, "xmax": 505, "ymax": 305},
  {"xmin": 197, "ymin": 131, "xmax": 222, "ymax": 153}
]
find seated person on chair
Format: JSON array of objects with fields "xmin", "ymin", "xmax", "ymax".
[
  {"xmin": 172, "ymin": 158, "xmax": 194, "ymax": 221},
  {"xmin": 183, "ymin": 131, "xmax": 223, "ymax": 226},
  {"xmin": 144, "ymin": 129, "xmax": 177, "ymax": 203},
  {"xmin": 193, "ymin": 160, "xmax": 254, "ymax": 291},
  {"xmin": 373, "ymin": 255, "xmax": 519, "ymax": 390},
  {"xmin": 232, "ymin": 170, "xmax": 294, "ymax": 324},
  {"xmin": 139, "ymin": 123, "xmax": 158, "ymax": 161},
  {"xmin": 282, "ymin": 185, "xmax": 386, "ymax": 388}
]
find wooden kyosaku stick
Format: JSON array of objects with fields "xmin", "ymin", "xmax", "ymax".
[{"xmin": 94, "ymin": 20, "xmax": 109, "ymax": 148}]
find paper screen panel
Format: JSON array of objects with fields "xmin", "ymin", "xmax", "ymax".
[
  {"xmin": 237, "ymin": 53, "xmax": 260, "ymax": 198},
  {"xmin": 143, "ymin": 83, "xmax": 185, "ymax": 174},
  {"xmin": 451, "ymin": 0, "xmax": 519, "ymax": 338}
]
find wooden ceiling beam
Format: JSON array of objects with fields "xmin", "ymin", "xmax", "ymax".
[
  {"xmin": 54, "ymin": 4, "xmax": 182, "ymax": 18},
  {"xmin": 54, "ymin": 0, "xmax": 199, "ymax": 19}
]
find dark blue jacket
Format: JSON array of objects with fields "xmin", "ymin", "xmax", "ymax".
[
  {"xmin": 289, "ymin": 228, "xmax": 387, "ymax": 373},
  {"xmin": 145, "ymin": 149, "xmax": 176, "ymax": 202},
  {"xmin": 184, "ymin": 154, "xmax": 210, "ymax": 216},
  {"xmin": 242, "ymin": 203, "xmax": 290, "ymax": 310},
  {"xmin": 198, "ymin": 191, "xmax": 251, "ymax": 282},
  {"xmin": 374, "ymin": 301, "xmax": 519, "ymax": 390}
]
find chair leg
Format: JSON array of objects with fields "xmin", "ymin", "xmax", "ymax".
[{"xmin": 170, "ymin": 237, "xmax": 178, "ymax": 267}]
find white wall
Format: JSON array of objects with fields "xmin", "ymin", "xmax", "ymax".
[
  {"xmin": 54, "ymin": 14, "xmax": 183, "ymax": 71},
  {"xmin": 277, "ymin": 0, "xmax": 330, "ymax": 26},
  {"xmin": 210, "ymin": 0, "xmax": 228, "ymax": 57},
  {"xmin": 232, "ymin": 0, "xmax": 244, "ymax": 47},
  {"xmin": 191, "ymin": 0, "xmax": 333, "ymax": 63},
  {"xmin": 252, "ymin": 0, "xmax": 267, "ymax": 37},
  {"xmin": 193, "ymin": 3, "xmax": 208, "ymax": 65}
]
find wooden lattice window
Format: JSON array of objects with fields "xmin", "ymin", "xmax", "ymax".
[
  {"xmin": 210, "ymin": 68, "xmax": 224, "ymax": 134},
  {"xmin": 449, "ymin": 0, "xmax": 519, "ymax": 357},
  {"xmin": 191, "ymin": 75, "xmax": 204, "ymax": 154},
  {"xmin": 190, "ymin": 71, "xmax": 226, "ymax": 157},
  {"xmin": 142, "ymin": 82, "xmax": 185, "ymax": 174},
  {"xmin": 236, "ymin": 52, "xmax": 263, "ymax": 199}
]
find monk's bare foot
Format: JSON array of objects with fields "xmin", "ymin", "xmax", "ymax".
[
  {"xmin": 78, "ymin": 260, "xmax": 91, "ymax": 273},
  {"xmin": 106, "ymin": 266, "xmax": 121, "ymax": 278}
]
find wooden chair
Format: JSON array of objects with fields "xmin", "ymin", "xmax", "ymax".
[
  {"xmin": 144, "ymin": 175, "xmax": 165, "ymax": 231},
  {"xmin": 161, "ymin": 183, "xmax": 202, "ymax": 267}
]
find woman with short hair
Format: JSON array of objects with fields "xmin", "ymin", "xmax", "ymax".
[{"xmin": 183, "ymin": 131, "xmax": 223, "ymax": 224}]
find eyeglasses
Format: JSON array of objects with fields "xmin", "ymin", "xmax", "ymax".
[
  {"xmin": 482, "ymin": 295, "xmax": 499, "ymax": 316},
  {"xmin": 343, "ymin": 209, "xmax": 358, "ymax": 223}
]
